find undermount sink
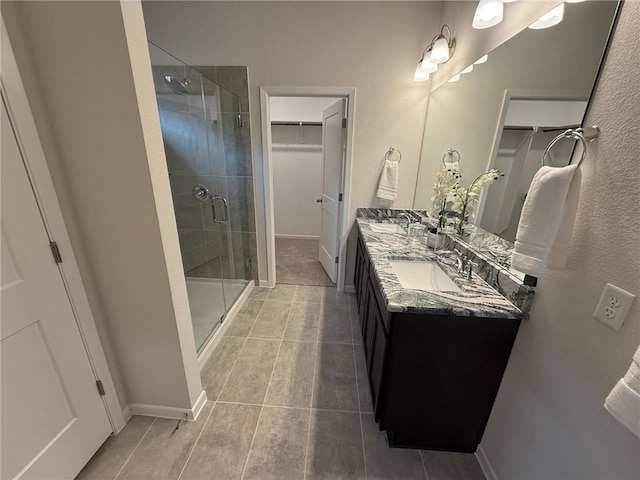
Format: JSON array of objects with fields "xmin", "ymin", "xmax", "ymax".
[
  {"xmin": 369, "ymin": 223, "xmax": 407, "ymax": 234},
  {"xmin": 389, "ymin": 259, "xmax": 461, "ymax": 293}
]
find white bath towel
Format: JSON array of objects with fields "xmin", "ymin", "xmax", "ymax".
[
  {"xmin": 605, "ymin": 345, "xmax": 640, "ymax": 439},
  {"xmin": 511, "ymin": 164, "xmax": 579, "ymax": 277},
  {"xmin": 376, "ymin": 159, "xmax": 399, "ymax": 201}
]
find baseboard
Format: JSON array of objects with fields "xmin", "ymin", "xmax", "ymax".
[
  {"xmin": 118, "ymin": 405, "xmax": 132, "ymax": 433},
  {"xmin": 259, "ymin": 279, "xmax": 272, "ymax": 288},
  {"xmin": 128, "ymin": 389, "xmax": 208, "ymax": 421},
  {"xmin": 476, "ymin": 444, "xmax": 498, "ymax": 480},
  {"xmin": 275, "ymin": 234, "xmax": 320, "ymax": 240},
  {"xmin": 197, "ymin": 280, "xmax": 254, "ymax": 370},
  {"xmin": 190, "ymin": 390, "xmax": 208, "ymax": 420}
]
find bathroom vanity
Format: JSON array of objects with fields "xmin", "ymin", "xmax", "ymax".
[{"xmin": 355, "ymin": 209, "xmax": 532, "ymax": 452}]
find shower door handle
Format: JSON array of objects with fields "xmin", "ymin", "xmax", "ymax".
[{"xmin": 211, "ymin": 196, "xmax": 229, "ymax": 224}]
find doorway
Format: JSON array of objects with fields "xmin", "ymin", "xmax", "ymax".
[
  {"xmin": 270, "ymin": 96, "xmax": 341, "ymax": 286},
  {"xmin": 260, "ymin": 87, "xmax": 356, "ymax": 291}
]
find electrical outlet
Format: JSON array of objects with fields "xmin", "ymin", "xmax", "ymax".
[
  {"xmin": 594, "ymin": 283, "xmax": 636, "ymax": 331},
  {"xmin": 608, "ymin": 295, "xmax": 621, "ymax": 308}
]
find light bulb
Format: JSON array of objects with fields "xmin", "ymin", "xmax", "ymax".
[
  {"xmin": 474, "ymin": 54, "xmax": 489, "ymax": 65},
  {"xmin": 529, "ymin": 3, "xmax": 564, "ymax": 29},
  {"xmin": 448, "ymin": 74, "xmax": 461, "ymax": 83},
  {"xmin": 430, "ymin": 36, "xmax": 451, "ymax": 64},
  {"xmin": 414, "ymin": 64, "xmax": 430, "ymax": 82},
  {"xmin": 472, "ymin": 0, "xmax": 504, "ymax": 29},
  {"xmin": 461, "ymin": 64, "xmax": 474, "ymax": 74},
  {"xmin": 419, "ymin": 56, "xmax": 438, "ymax": 74}
]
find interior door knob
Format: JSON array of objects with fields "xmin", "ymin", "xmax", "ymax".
[{"xmin": 316, "ymin": 198, "xmax": 323, "ymax": 203}]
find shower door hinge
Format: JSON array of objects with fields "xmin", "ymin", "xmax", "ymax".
[
  {"xmin": 342, "ymin": 118, "xmax": 347, "ymax": 129},
  {"xmin": 236, "ymin": 114, "xmax": 243, "ymax": 128},
  {"xmin": 96, "ymin": 380, "xmax": 106, "ymax": 396},
  {"xmin": 338, "ymin": 193, "xmax": 343, "ymax": 202},
  {"xmin": 49, "ymin": 241, "xmax": 62, "ymax": 264},
  {"xmin": 335, "ymin": 256, "xmax": 339, "ymax": 264}
]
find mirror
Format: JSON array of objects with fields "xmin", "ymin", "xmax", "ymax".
[{"xmin": 413, "ymin": 1, "xmax": 619, "ymax": 254}]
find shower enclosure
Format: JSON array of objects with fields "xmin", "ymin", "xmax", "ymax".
[{"xmin": 148, "ymin": 43, "xmax": 254, "ymax": 353}]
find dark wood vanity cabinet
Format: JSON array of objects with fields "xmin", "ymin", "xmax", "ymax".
[{"xmin": 354, "ymin": 230, "xmax": 521, "ymax": 453}]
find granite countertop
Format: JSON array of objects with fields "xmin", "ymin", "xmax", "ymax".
[{"xmin": 357, "ymin": 216, "xmax": 524, "ymax": 320}]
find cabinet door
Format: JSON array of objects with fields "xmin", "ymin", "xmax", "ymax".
[
  {"xmin": 363, "ymin": 277, "xmax": 379, "ymax": 364},
  {"xmin": 354, "ymin": 238, "xmax": 363, "ymax": 312},
  {"xmin": 369, "ymin": 306, "xmax": 387, "ymax": 406}
]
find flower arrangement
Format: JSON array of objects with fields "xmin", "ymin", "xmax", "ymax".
[
  {"xmin": 430, "ymin": 153, "xmax": 503, "ymax": 236},
  {"xmin": 430, "ymin": 166, "xmax": 461, "ymax": 229},
  {"xmin": 450, "ymin": 170, "xmax": 504, "ymax": 235}
]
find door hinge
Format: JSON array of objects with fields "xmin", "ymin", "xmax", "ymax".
[
  {"xmin": 96, "ymin": 380, "xmax": 106, "ymax": 396},
  {"xmin": 342, "ymin": 118, "xmax": 347, "ymax": 129},
  {"xmin": 335, "ymin": 256, "xmax": 339, "ymax": 264},
  {"xmin": 49, "ymin": 241, "xmax": 62, "ymax": 264},
  {"xmin": 338, "ymin": 193, "xmax": 343, "ymax": 202}
]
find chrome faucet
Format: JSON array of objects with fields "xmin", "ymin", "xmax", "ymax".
[
  {"xmin": 396, "ymin": 212, "xmax": 412, "ymax": 231},
  {"xmin": 453, "ymin": 249, "xmax": 474, "ymax": 280}
]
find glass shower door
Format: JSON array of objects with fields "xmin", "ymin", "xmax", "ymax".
[{"xmin": 148, "ymin": 43, "xmax": 250, "ymax": 353}]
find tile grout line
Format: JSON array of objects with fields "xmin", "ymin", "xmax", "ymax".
[
  {"xmin": 419, "ymin": 450, "xmax": 430, "ymax": 480},
  {"xmin": 302, "ymin": 287, "xmax": 323, "ymax": 480},
  {"xmin": 215, "ymin": 296, "xmax": 270, "ymax": 402},
  {"xmin": 244, "ymin": 336, "xmax": 355, "ymax": 345},
  {"xmin": 216, "ymin": 399, "xmax": 364, "ymax": 415},
  {"xmin": 112, "ymin": 417, "xmax": 158, "ymax": 480},
  {"xmin": 176, "ymin": 402, "xmax": 217, "ymax": 480},
  {"xmin": 239, "ymin": 285, "xmax": 298, "ymax": 480},
  {"xmin": 349, "ymin": 301, "xmax": 368, "ymax": 480}
]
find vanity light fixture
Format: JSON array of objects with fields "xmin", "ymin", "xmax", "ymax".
[
  {"xmin": 529, "ymin": 3, "xmax": 565, "ymax": 29},
  {"xmin": 448, "ymin": 74, "xmax": 461, "ymax": 83},
  {"xmin": 461, "ymin": 64, "xmax": 474, "ymax": 74},
  {"xmin": 565, "ymin": 0, "xmax": 585, "ymax": 2},
  {"xmin": 413, "ymin": 26, "xmax": 456, "ymax": 82},
  {"xmin": 472, "ymin": 0, "xmax": 504, "ymax": 29},
  {"xmin": 430, "ymin": 25, "xmax": 455, "ymax": 64},
  {"xmin": 474, "ymin": 54, "xmax": 489, "ymax": 65}
]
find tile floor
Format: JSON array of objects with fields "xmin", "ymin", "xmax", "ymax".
[
  {"xmin": 275, "ymin": 238, "xmax": 334, "ymax": 286},
  {"xmin": 77, "ymin": 284, "xmax": 486, "ymax": 480}
]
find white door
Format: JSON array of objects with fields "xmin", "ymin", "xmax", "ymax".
[
  {"xmin": 318, "ymin": 99, "xmax": 346, "ymax": 283},
  {"xmin": 1, "ymin": 99, "xmax": 112, "ymax": 480}
]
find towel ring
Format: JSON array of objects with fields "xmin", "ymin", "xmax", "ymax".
[
  {"xmin": 442, "ymin": 148, "xmax": 460, "ymax": 169},
  {"xmin": 542, "ymin": 125, "xmax": 600, "ymax": 168},
  {"xmin": 385, "ymin": 147, "xmax": 402, "ymax": 163}
]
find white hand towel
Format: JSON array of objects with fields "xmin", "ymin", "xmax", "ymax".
[
  {"xmin": 376, "ymin": 159, "xmax": 398, "ymax": 201},
  {"xmin": 511, "ymin": 164, "xmax": 579, "ymax": 277},
  {"xmin": 604, "ymin": 345, "xmax": 640, "ymax": 439}
]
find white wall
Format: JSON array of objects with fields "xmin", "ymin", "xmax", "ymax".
[
  {"xmin": 272, "ymin": 125, "xmax": 323, "ymax": 238},
  {"xmin": 142, "ymin": 1, "xmax": 443, "ymax": 284},
  {"xmin": 476, "ymin": 2, "xmax": 640, "ymax": 478},
  {"xmin": 2, "ymin": 1, "xmax": 204, "ymax": 415}
]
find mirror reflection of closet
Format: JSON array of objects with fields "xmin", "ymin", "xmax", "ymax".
[{"xmin": 479, "ymin": 99, "xmax": 586, "ymax": 242}]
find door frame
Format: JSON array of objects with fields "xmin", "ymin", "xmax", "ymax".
[
  {"xmin": 1, "ymin": 19, "xmax": 125, "ymax": 433},
  {"xmin": 259, "ymin": 86, "xmax": 356, "ymax": 291}
]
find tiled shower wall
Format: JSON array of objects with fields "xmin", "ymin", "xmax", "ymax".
[{"xmin": 160, "ymin": 66, "xmax": 257, "ymax": 282}]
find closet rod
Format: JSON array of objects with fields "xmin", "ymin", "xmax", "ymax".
[
  {"xmin": 271, "ymin": 121, "xmax": 322, "ymax": 127},
  {"xmin": 503, "ymin": 124, "xmax": 580, "ymax": 132}
]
